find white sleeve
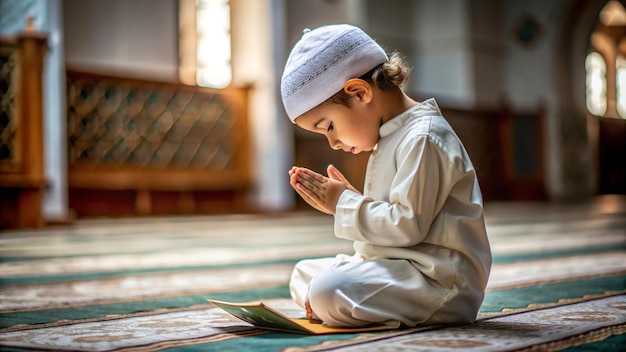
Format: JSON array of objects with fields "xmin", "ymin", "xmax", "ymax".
[{"xmin": 334, "ymin": 136, "xmax": 456, "ymax": 247}]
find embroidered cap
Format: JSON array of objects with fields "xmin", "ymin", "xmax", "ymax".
[{"xmin": 281, "ymin": 24, "xmax": 388, "ymax": 122}]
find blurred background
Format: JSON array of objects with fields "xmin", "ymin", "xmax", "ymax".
[{"xmin": 0, "ymin": 0, "xmax": 624, "ymax": 229}]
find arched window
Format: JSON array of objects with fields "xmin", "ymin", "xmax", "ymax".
[
  {"xmin": 585, "ymin": 0, "xmax": 626, "ymax": 119},
  {"xmin": 179, "ymin": 0, "xmax": 232, "ymax": 88},
  {"xmin": 586, "ymin": 52, "xmax": 607, "ymax": 116}
]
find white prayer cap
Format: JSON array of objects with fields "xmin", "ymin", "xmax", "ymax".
[{"xmin": 280, "ymin": 24, "xmax": 388, "ymax": 122}]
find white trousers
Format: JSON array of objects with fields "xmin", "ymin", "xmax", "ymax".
[{"xmin": 289, "ymin": 253, "xmax": 478, "ymax": 327}]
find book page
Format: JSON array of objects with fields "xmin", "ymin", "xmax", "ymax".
[
  {"xmin": 210, "ymin": 300, "xmax": 311, "ymax": 333},
  {"xmin": 209, "ymin": 299, "xmax": 400, "ymax": 334}
]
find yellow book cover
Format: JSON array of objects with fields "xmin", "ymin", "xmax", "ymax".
[{"xmin": 208, "ymin": 299, "xmax": 401, "ymax": 335}]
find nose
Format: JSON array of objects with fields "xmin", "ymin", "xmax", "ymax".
[{"xmin": 326, "ymin": 135, "xmax": 340, "ymax": 150}]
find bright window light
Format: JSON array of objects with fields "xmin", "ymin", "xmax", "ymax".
[
  {"xmin": 196, "ymin": 0, "xmax": 231, "ymax": 88},
  {"xmin": 585, "ymin": 52, "xmax": 607, "ymax": 116},
  {"xmin": 616, "ymin": 55, "xmax": 626, "ymax": 119}
]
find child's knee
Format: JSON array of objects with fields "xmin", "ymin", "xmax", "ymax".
[
  {"xmin": 308, "ymin": 269, "xmax": 343, "ymax": 305},
  {"xmin": 307, "ymin": 266, "xmax": 361, "ymax": 326}
]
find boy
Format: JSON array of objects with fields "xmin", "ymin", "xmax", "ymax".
[{"xmin": 281, "ymin": 24, "xmax": 492, "ymax": 327}]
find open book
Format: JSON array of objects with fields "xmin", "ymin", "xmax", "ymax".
[{"xmin": 209, "ymin": 299, "xmax": 401, "ymax": 335}]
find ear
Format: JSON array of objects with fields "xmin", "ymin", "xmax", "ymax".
[{"xmin": 343, "ymin": 79, "xmax": 373, "ymax": 104}]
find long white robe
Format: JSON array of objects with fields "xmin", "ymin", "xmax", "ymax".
[{"xmin": 290, "ymin": 98, "xmax": 492, "ymax": 327}]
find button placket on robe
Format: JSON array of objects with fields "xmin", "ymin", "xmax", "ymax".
[{"xmin": 366, "ymin": 146, "xmax": 378, "ymax": 193}]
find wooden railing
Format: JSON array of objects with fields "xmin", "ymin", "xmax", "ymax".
[
  {"xmin": 0, "ymin": 31, "xmax": 48, "ymax": 229},
  {"xmin": 66, "ymin": 70, "xmax": 251, "ymax": 216}
]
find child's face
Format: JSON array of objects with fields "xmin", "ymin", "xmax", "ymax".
[{"xmin": 294, "ymin": 100, "xmax": 380, "ymax": 154}]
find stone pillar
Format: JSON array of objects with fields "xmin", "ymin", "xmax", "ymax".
[
  {"xmin": 230, "ymin": 0, "xmax": 294, "ymax": 211},
  {"xmin": 41, "ymin": 0, "xmax": 71, "ymax": 223}
]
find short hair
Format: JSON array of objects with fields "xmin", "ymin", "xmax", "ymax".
[{"xmin": 325, "ymin": 52, "xmax": 411, "ymax": 106}]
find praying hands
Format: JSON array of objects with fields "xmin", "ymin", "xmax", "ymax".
[{"xmin": 289, "ymin": 164, "xmax": 360, "ymax": 215}]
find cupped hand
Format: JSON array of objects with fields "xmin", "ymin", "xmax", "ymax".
[
  {"xmin": 327, "ymin": 164, "xmax": 360, "ymax": 194},
  {"xmin": 289, "ymin": 166, "xmax": 347, "ymax": 214}
]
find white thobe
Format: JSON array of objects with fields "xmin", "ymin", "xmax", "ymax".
[{"xmin": 290, "ymin": 98, "xmax": 492, "ymax": 327}]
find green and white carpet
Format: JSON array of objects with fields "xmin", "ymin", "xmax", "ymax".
[{"xmin": 1, "ymin": 197, "xmax": 625, "ymax": 351}]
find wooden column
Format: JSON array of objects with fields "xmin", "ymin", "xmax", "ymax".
[
  {"xmin": 0, "ymin": 30, "xmax": 48, "ymax": 229},
  {"xmin": 17, "ymin": 31, "xmax": 48, "ymax": 228}
]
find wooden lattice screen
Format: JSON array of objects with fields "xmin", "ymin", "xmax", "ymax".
[{"xmin": 66, "ymin": 70, "xmax": 251, "ymax": 216}]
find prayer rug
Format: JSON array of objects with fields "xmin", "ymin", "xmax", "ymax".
[{"xmin": 1, "ymin": 196, "xmax": 625, "ymax": 351}]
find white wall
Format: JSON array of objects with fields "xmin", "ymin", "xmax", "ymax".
[
  {"xmin": 412, "ymin": 0, "xmax": 474, "ymax": 106},
  {"xmin": 469, "ymin": 0, "xmax": 504, "ymax": 107},
  {"xmin": 285, "ymin": 0, "xmax": 366, "ymax": 45},
  {"xmin": 368, "ymin": 0, "xmax": 503, "ymax": 108},
  {"xmin": 63, "ymin": 0, "xmax": 178, "ymax": 81},
  {"xmin": 502, "ymin": 1, "xmax": 561, "ymax": 109}
]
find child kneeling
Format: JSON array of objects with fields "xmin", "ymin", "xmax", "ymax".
[{"xmin": 281, "ymin": 24, "xmax": 492, "ymax": 327}]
